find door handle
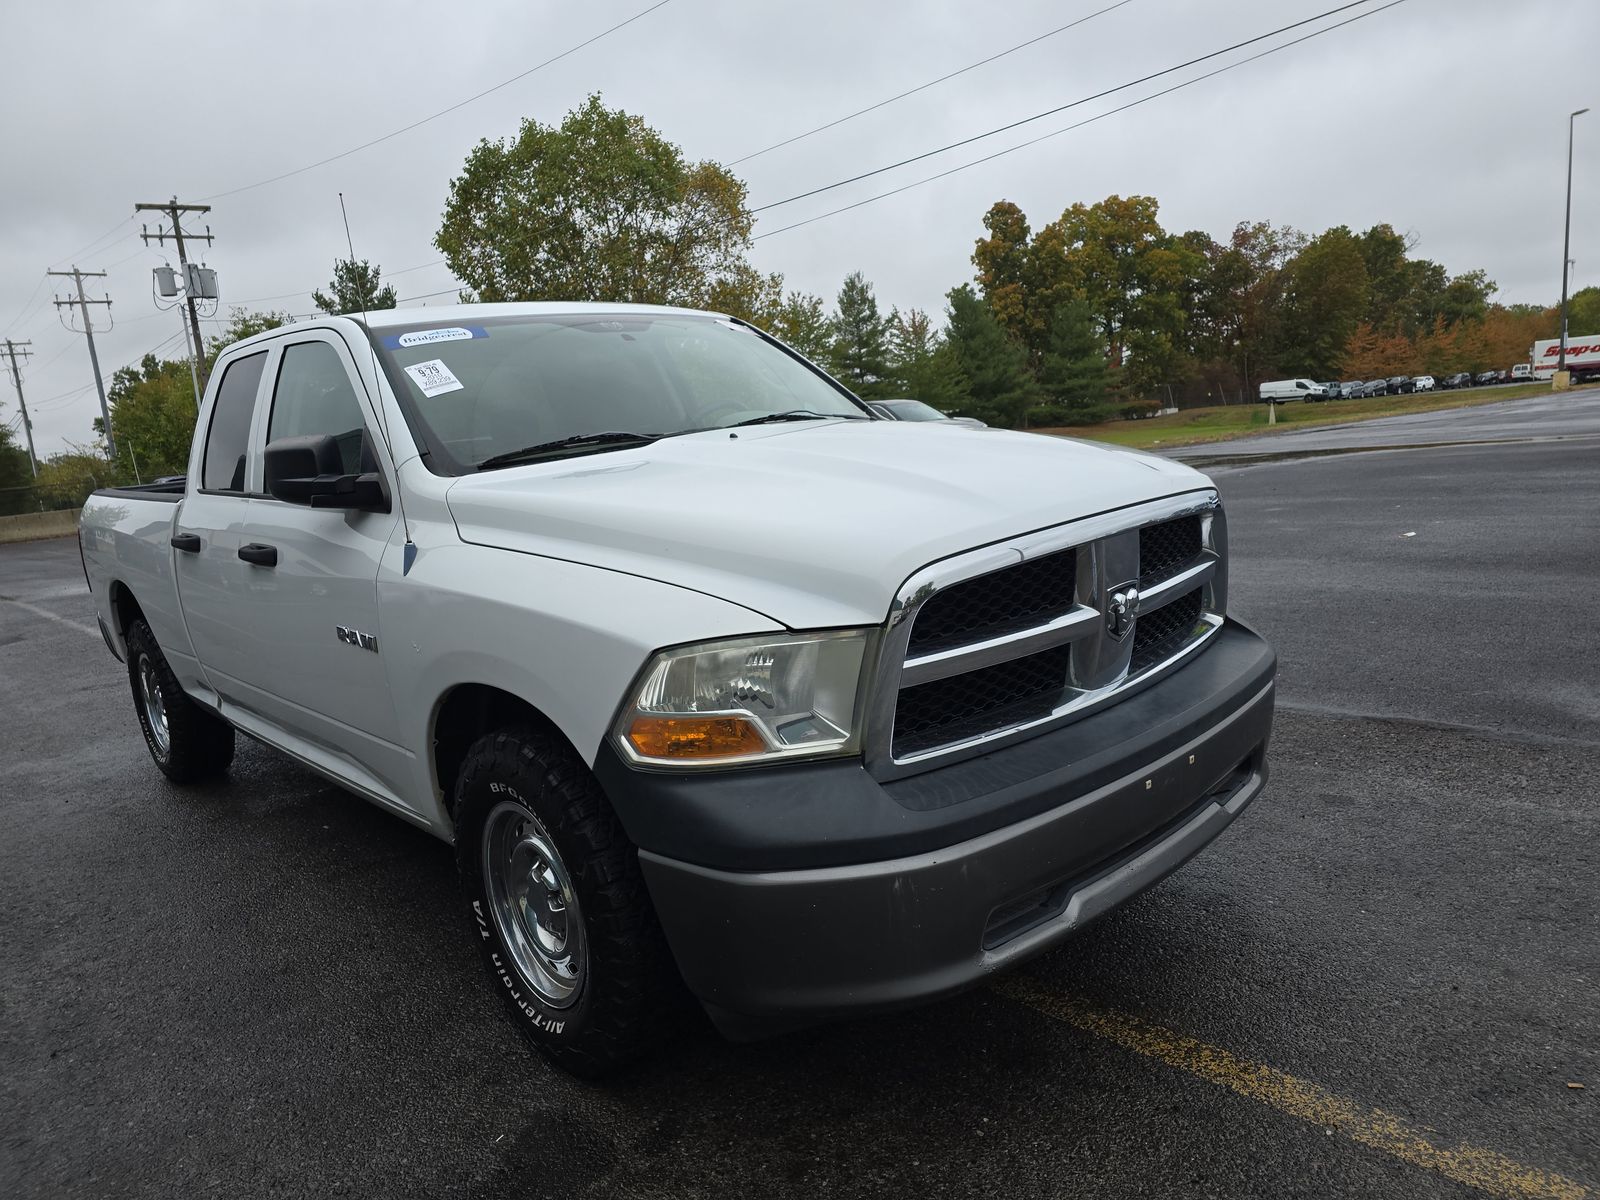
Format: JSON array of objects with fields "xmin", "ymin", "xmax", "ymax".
[
  {"xmin": 238, "ymin": 543, "xmax": 278, "ymax": 567},
  {"xmin": 170, "ymin": 532, "xmax": 201, "ymax": 553}
]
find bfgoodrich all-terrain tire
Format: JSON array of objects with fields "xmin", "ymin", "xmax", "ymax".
[
  {"xmin": 453, "ymin": 727, "xmax": 680, "ymax": 1077},
  {"xmin": 125, "ymin": 617, "xmax": 235, "ymax": 784}
]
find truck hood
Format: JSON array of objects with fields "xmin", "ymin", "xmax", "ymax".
[{"xmin": 445, "ymin": 420, "xmax": 1212, "ymax": 629}]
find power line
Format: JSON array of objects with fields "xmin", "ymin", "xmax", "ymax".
[
  {"xmin": 2, "ymin": 275, "xmax": 51, "ymax": 336},
  {"xmin": 395, "ymin": 286, "xmax": 462, "ymax": 305},
  {"xmin": 754, "ymin": 0, "xmax": 1409, "ymax": 243},
  {"xmin": 201, "ymin": 0, "xmax": 676, "ymax": 201},
  {"xmin": 49, "ymin": 215, "xmax": 136, "ymax": 270},
  {"xmin": 728, "ymin": 0, "xmax": 1138, "ymax": 167},
  {"xmin": 752, "ymin": 0, "xmax": 1383, "ymax": 215}
]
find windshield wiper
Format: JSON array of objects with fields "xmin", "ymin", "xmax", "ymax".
[
  {"xmin": 727, "ymin": 409, "xmax": 866, "ymax": 428},
  {"xmin": 476, "ymin": 432, "xmax": 661, "ymax": 470}
]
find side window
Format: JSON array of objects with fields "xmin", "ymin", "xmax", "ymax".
[
  {"xmin": 202, "ymin": 351, "xmax": 269, "ymax": 492},
  {"xmin": 268, "ymin": 341, "xmax": 369, "ymax": 474}
]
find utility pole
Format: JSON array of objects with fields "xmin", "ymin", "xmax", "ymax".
[
  {"xmin": 1557, "ymin": 108, "xmax": 1590, "ymax": 375},
  {"xmin": 48, "ymin": 268, "xmax": 115, "ymax": 457},
  {"xmin": 2, "ymin": 338, "xmax": 37, "ymax": 476},
  {"xmin": 136, "ymin": 197, "xmax": 214, "ymax": 391}
]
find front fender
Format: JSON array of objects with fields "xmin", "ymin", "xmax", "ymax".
[{"xmin": 377, "ymin": 541, "xmax": 784, "ymax": 828}]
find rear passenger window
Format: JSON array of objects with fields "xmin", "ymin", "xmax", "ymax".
[
  {"xmin": 202, "ymin": 351, "xmax": 268, "ymax": 492},
  {"xmin": 268, "ymin": 341, "xmax": 368, "ymax": 474}
]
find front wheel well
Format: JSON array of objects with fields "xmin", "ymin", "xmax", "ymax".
[{"xmin": 431, "ymin": 684, "xmax": 581, "ymax": 819}]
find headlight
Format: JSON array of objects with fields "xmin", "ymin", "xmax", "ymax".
[{"xmin": 615, "ymin": 630, "xmax": 873, "ymax": 767}]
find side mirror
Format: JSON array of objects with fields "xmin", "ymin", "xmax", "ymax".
[{"xmin": 264, "ymin": 433, "xmax": 390, "ymax": 512}]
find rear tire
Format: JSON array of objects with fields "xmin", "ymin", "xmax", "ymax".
[
  {"xmin": 125, "ymin": 617, "xmax": 235, "ymax": 784},
  {"xmin": 452, "ymin": 727, "xmax": 681, "ymax": 1077}
]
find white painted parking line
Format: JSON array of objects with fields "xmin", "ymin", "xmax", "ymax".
[{"xmin": 0, "ymin": 595, "xmax": 100, "ymax": 638}]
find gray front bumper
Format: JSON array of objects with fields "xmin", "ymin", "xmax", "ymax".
[{"xmin": 636, "ymin": 659, "xmax": 1274, "ymax": 1039}]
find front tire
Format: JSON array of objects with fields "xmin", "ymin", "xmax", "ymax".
[
  {"xmin": 125, "ymin": 617, "xmax": 235, "ymax": 784},
  {"xmin": 453, "ymin": 727, "xmax": 679, "ymax": 1077}
]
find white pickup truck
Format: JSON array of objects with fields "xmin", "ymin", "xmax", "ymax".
[{"xmin": 79, "ymin": 303, "xmax": 1275, "ymax": 1074}]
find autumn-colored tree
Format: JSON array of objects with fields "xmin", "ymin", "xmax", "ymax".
[
  {"xmin": 436, "ymin": 94, "xmax": 755, "ymax": 307},
  {"xmin": 704, "ymin": 264, "xmax": 784, "ymax": 327},
  {"xmin": 1479, "ymin": 303, "xmax": 1556, "ymax": 368},
  {"xmin": 972, "ymin": 201, "xmax": 1040, "ymax": 350},
  {"xmin": 1337, "ymin": 322, "xmax": 1418, "ymax": 378}
]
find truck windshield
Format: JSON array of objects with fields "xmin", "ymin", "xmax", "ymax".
[{"xmin": 370, "ymin": 313, "xmax": 867, "ymax": 471}]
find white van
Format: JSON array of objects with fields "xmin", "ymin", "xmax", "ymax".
[
  {"xmin": 1258, "ymin": 379, "xmax": 1327, "ymax": 403},
  {"xmin": 1510, "ymin": 363, "xmax": 1534, "ymax": 382}
]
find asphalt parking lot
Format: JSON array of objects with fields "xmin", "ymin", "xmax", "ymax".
[{"xmin": 3, "ymin": 398, "xmax": 1597, "ymax": 1199}]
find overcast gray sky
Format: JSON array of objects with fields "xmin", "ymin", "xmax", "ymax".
[{"xmin": 1, "ymin": 0, "xmax": 1591, "ymax": 456}]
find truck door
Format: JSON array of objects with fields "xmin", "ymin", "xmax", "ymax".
[
  {"xmin": 173, "ymin": 348, "xmax": 273, "ymax": 707},
  {"xmin": 229, "ymin": 333, "xmax": 405, "ymax": 779}
]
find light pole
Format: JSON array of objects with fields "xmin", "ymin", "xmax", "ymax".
[{"xmin": 1558, "ymin": 107, "xmax": 1589, "ymax": 374}]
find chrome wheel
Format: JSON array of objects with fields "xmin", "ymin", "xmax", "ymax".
[
  {"xmin": 482, "ymin": 801, "xmax": 586, "ymax": 1008},
  {"xmin": 137, "ymin": 653, "xmax": 170, "ymax": 757}
]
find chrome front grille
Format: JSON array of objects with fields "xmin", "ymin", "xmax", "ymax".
[{"xmin": 870, "ymin": 494, "xmax": 1227, "ymax": 774}]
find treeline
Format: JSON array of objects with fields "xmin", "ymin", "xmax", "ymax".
[
  {"xmin": 745, "ymin": 198, "xmax": 1594, "ymax": 427},
  {"xmin": 17, "ymin": 93, "xmax": 1596, "ymax": 488}
]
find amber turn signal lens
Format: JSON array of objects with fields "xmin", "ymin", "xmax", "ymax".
[{"xmin": 627, "ymin": 715, "xmax": 768, "ymax": 760}]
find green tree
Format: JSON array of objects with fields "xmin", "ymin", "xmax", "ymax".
[
  {"xmin": 1562, "ymin": 285, "xmax": 1600, "ymax": 335},
  {"xmin": 827, "ymin": 272, "xmax": 893, "ymax": 396},
  {"xmin": 206, "ymin": 308, "xmax": 293, "ymax": 366},
  {"xmin": 1356, "ymin": 223, "xmax": 1413, "ymax": 331},
  {"xmin": 436, "ymin": 94, "xmax": 755, "ymax": 307},
  {"xmin": 91, "ymin": 310, "xmax": 294, "ymax": 480},
  {"xmin": 1037, "ymin": 300, "xmax": 1111, "ymax": 423},
  {"xmin": 0, "ymin": 417, "xmax": 31, "ymax": 511},
  {"xmin": 887, "ymin": 307, "xmax": 961, "ymax": 406},
  {"xmin": 104, "ymin": 354, "xmax": 199, "ymax": 479},
  {"xmin": 1277, "ymin": 226, "xmax": 1370, "ymax": 377},
  {"xmin": 768, "ymin": 291, "xmax": 832, "ymax": 361},
  {"xmin": 312, "ymin": 258, "xmax": 397, "ymax": 315},
  {"xmin": 941, "ymin": 285, "xmax": 1038, "ymax": 427}
]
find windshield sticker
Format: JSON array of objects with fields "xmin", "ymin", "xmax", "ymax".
[
  {"xmin": 403, "ymin": 358, "xmax": 464, "ymax": 397},
  {"xmin": 382, "ymin": 325, "xmax": 486, "ymax": 349}
]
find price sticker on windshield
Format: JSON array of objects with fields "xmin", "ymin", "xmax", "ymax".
[{"xmin": 403, "ymin": 358, "xmax": 464, "ymax": 397}]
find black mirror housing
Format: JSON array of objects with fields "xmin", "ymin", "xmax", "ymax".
[{"xmin": 264, "ymin": 434, "xmax": 390, "ymax": 512}]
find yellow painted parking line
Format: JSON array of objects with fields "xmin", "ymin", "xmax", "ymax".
[{"xmin": 992, "ymin": 975, "xmax": 1590, "ymax": 1200}]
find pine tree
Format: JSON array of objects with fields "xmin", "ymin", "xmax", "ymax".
[
  {"xmin": 313, "ymin": 259, "xmax": 397, "ymax": 315},
  {"xmin": 942, "ymin": 285, "xmax": 1039, "ymax": 427},
  {"xmin": 1037, "ymin": 300, "xmax": 1111, "ymax": 423},
  {"xmin": 827, "ymin": 272, "xmax": 892, "ymax": 397}
]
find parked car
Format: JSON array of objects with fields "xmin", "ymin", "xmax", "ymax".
[
  {"xmin": 1386, "ymin": 375, "xmax": 1414, "ymax": 394},
  {"xmin": 1442, "ymin": 373, "xmax": 1472, "ymax": 389},
  {"xmin": 1317, "ymin": 381, "xmax": 1341, "ymax": 401},
  {"xmin": 77, "ymin": 302, "xmax": 1276, "ymax": 1075},
  {"xmin": 1475, "ymin": 370, "xmax": 1504, "ymax": 386},
  {"xmin": 1258, "ymin": 378, "xmax": 1328, "ymax": 403},
  {"xmin": 1412, "ymin": 375, "xmax": 1435, "ymax": 392},
  {"xmin": 1510, "ymin": 363, "xmax": 1534, "ymax": 382},
  {"xmin": 1363, "ymin": 380, "xmax": 1388, "ymax": 397},
  {"xmin": 1339, "ymin": 381, "xmax": 1363, "ymax": 399},
  {"xmin": 869, "ymin": 398, "xmax": 987, "ymax": 428}
]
